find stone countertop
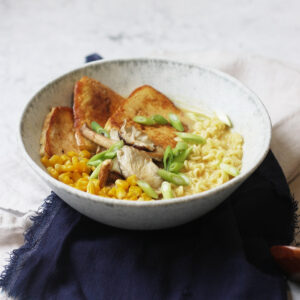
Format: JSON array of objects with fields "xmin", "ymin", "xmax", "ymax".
[{"xmin": 1, "ymin": 0, "xmax": 300, "ymax": 298}]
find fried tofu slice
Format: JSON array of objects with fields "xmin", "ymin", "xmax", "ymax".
[
  {"xmin": 73, "ymin": 76, "xmax": 125, "ymax": 151},
  {"xmin": 40, "ymin": 107, "xmax": 79, "ymax": 156},
  {"xmin": 105, "ymin": 85, "xmax": 191, "ymax": 149}
]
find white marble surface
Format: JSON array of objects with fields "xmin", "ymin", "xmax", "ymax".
[{"xmin": 1, "ymin": 0, "xmax": 300, "ymax": 298}]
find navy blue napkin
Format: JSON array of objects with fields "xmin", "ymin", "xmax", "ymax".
[{"xmin": 0, "ymin": 55, "xmax": 296, "ymax": 300}]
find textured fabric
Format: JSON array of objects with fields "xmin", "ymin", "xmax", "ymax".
[{"xmin": 0, "ymin": 152, "xmax": 296, "ymax": 300}]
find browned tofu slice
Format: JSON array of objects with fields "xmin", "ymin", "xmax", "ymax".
[
  {"xmin": 40, "ymin": 107, "xmax": 79, "ymax": 156},
  {"xmin": 105, "ymin": 85, "xmax": 191, "ymax": 149},
  {"xmin": 73, "ymin": 76, "xmax": 125, "ymax": 151}
]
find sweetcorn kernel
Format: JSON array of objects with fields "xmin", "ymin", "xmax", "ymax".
[
  {"xmin": 82, "ymin": 172, "xmax": 90, "ymax": 179},
  {"xmin": 127, "ymin": 186, "xmax": 142, "ymax": 198},
  {"xmin": 72, "ymin": 156, "xmax": 79, "ymax": 165},
  {"xmin": 60, "ymin": 154, "xmax": 69, "ymax": 163},
  {"xmin": 41, "ymin": 156, "xmax": 50, "ymax": 167},
  {"xmin": 72, "ymin": 172, "xmax": 81, "ymax": 182},
  {"xmin": 140, "ymin": 193, "xmax": 152, "ymax": 201},
  {"xmin": 67, "ymin": 151, "xmax": 77, "ymax": 157},
  {"xmin": 116, "ymin": 187, "xmax": 126, "ymax": 199},
  {"xmin": 87, "ymin": 180, "xmax": 97, "ymax": 194},
  {"xmin": 47, "ymin": 167, "xmax": 59, "ymax": 179},
  {"xmin": 126, "ymin": 175, "xmax": 137, "ymax": 186},
  {"xmin": 108, "ymin": 187, "xmax": 116, "ymax": 197},
  {"xmin": 58, "ymin": 173, "xmax": 73, "ymax": 184},
  {"xmin": 115, "ymin": 179, "xmax": 129, "ymax": 191},
  {"xmin": 79, "ymin": 150, "xmax": 91, "ymax": 159},
  {"xmin": 48, "ymin": 155, "xmax": 62, "ymax": 166},
  {"xmin": 54, "ymin": 164, "xmax": 63, "ymax": 173}
]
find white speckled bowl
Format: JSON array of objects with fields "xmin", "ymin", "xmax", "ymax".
[{"xmin": 20, "ymin": 58, "xmax": 271, "ymax": 230}]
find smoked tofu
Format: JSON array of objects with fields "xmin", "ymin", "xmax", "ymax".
[
  {"xmin": 105, "ymin": 85, "xmax": 191, "ymax": 149},
  {"xmin": 40, "ymin": 107, "xmax": 79, "ymax": 156},
  {"xmin": 73, "ymin": 76, "xmax": 125, "ymax": 151}
]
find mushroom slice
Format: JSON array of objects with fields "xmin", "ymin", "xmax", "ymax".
[
  {"xmin": 117, "ymin": 146, "xmax": 162, "ymax": 190},
  {"xmin": 80, "ymin": 123, "xmax": 163, "ymax": 161},
  {"xmin": 110, "ymin": 129, "xmax": 120, "ymax": 141},
  {"xmin": 80, "ymin": 123, "xmax": 115, "ymax": 149},
  {"xmin": 119, "ymin": 121, "xmax": 155, "ymax": 151},
  {"xmin": 98, "ymin": 159, "xmax": 113, "ymax": 188}
]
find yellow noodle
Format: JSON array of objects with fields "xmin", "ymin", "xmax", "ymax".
[{"xmin": 175, "ymin": 117, "xmax": 243, "ymax": 197}]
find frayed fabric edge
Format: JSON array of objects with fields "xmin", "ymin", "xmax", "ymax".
[{"xmin": 0, "ymin": 192, "xmax": 62, "ymax": 297}]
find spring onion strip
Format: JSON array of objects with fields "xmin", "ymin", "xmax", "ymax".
[
  {"xmin": 168, "ymin": 113, "xmax": 184, "ymax": 132},
  {"xmin": 169, "ymin": 162, "xmax": 184, "ymax": 173},
  {"xmin": 137, "ymin": 180, "xmax": 158, "ymax": 199},
  {"xmin": 161, "ymin": 181, "xmax": 174, "ymax": 199},
  {"xmin": 216, "ymin": 111, "xmax": 232, "ymax": 127},
  {"xmin": 157, "ymin": 169, "xmax": 190, "ymax": 186},
  {"xmin": 89, "ymin": 162, "xmax": 103, "ymax": 179},
  {"xmin": 175, "ymin": 132, "xmax": 206, "ymax": 144},
  {"xmin": 152, "ymin": 114, "xmax": 169, "ymax": 125},
  {"xmin": 172, "ymin": 141, "xmax": 188, "ymax": 156},
  {"xmin": 163, "ymin": 146, "xmax": 173, "ymax": 170},
  {"xmin": 133, "ymin": 116, "xmax": 156, "ymax": 125},
  {"xmin": 89, "ymin": 141, "xmax": 124, "ymax": 163},
  {"xmin": 173, "ymin": 147, "xmax": 192, "ymax": 163},
  {"xmin": 91, "ymin": 121, "xmax": 110, "ymax": 137},
  {"xmin": 87, "ymin": 159, "xmax": 103, "ymax": 167},
  {"xmin": 220, "ymin": 163, "xmax": 239, "ymax": 177}
]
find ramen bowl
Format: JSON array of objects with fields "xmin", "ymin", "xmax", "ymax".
[{"xmin": 19, "ymin": 58, "xmax": 271, "ymax": 230}]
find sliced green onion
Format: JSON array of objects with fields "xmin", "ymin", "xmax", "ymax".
[
  {"xmin": 87, "ymin": 159, "xmax": 103, "ymax": 167},
  {"xmin": 137, "ymin": 180, "xmax": 158, "ymax": 199},
  {"xmin": 161, "ymin": 181, "xmax": 174, "ymax": 199},
  {"xmin": 163, "ymin": 145, "xmax": 173, "ymax": 170},
  {"xmin": 220, "ymin": 163, "xmax": 239, "ymax": 177},
  {"xmin": 173, "ymin": 147, "xmax": 192, "ymax": 163},
  {"xmin": 157, "ymin": 169, "xmax": 190, "ymax": 186},
  {"xmin": 216, "ymin": 111, "xmax": 232, "ymax": 127},
  {"xmin": 152, "ymin": 114, "xmax": 169, "ymax": 125},
  {"xmin": 168, "ymin": 113, "xmax": 184, "ymax": 131},
  {"xmin": 88, "ymin": 141, "xmax": 124, "ymax": 163},
  {"xmin": 175, "ymin": 132, "xmax": 206, "ymax": 144},
  {"xmin": 89, "ymin": 150, "xmax": 109, "ymax": 162},
  {"xmin": 89, "ymin": 162, "xmax": 103, "ymax": 179},
  {"xmin": 133, "ymin": 116, "xmax": 155, "ymax": 125},
  {"xmin": 178, "ymin": 173, "xmax": 190, "ymax": 185},
  {"xmin": 186, "ymin": 112, "xmax": 209, "ymax": 121},
  {"xmin": 169, "ymin": 162, "xmax": 184, "ymax": 173},
  {"xmin": 91, "ymin": 121, "xmax": 110, "ymax": 137},
  {"xmin": 172, "ymin": 141, "xmax": 188, "ymax": 156}
]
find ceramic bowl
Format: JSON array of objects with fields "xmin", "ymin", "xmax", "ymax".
[{"xmin": 19, "ymin": 58, "xmax": 271, "ymax": 230}]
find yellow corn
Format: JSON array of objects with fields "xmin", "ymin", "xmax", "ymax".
[
  {"xmin": 115, "ymin": 179, "xmax": 129, "ymax": 191},
  {"xmin": 79, "ymin": 150, "xmax": 91, "ymax": 159},
  {"xmin": 140, "ymin": 193, "xmax": 152, "ymax": 201},
  {"xmin": 72, "ymin": 172, "xmax": 81, "ymax": 182},
  {"xmin": 47, "ymin": 167, "xmax": 59, "ymax": 179},
  {"xmin": 41, "ymin": 156, "xmax": 50, "ymax": 167},
  {"xmin": 108, "ymin": 187, "xmax": 116, "ymax": 197},
  {"xmin": 42, "ymin": 152, "xmax": 156, "ymax": 201},
  {"xmin": 116, "ymin": 187, "xmax": 126, "ymax": 199},
  {"xmin": 60, "ymin": 154, "xmax": 69, "ymax": 163},
  {"xmin": 87, "ymin": 180, "xmax": 97, "ymax": 194},
  {"xmin": 67, "ymin": 151, "xmax": 77, "ymax": 158},
  {"xmin": 126, "ymin": 175, "xmax": 137, "ymax": 186},
  {"xmin": 58, "ymin": 173, "xmax": 73, "ymax": 185}
]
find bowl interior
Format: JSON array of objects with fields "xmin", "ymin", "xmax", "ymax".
[{"xmin": 21, "ymin": 58, "xmax": 271, "ymax": 191}]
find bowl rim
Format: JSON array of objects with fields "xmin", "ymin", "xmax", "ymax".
[{"xmin": 19, "ymin": 57, "xmax": 272, "ymax": 208}]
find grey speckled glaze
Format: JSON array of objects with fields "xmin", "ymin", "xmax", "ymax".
[{"xmin": 19, "ymin": 58, "xmax": 271, "ymax": 230}]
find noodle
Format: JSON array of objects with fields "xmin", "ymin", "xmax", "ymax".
[{"xmin": 174, "ymin": 116, "xmax": 243, "ymax": 196}]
